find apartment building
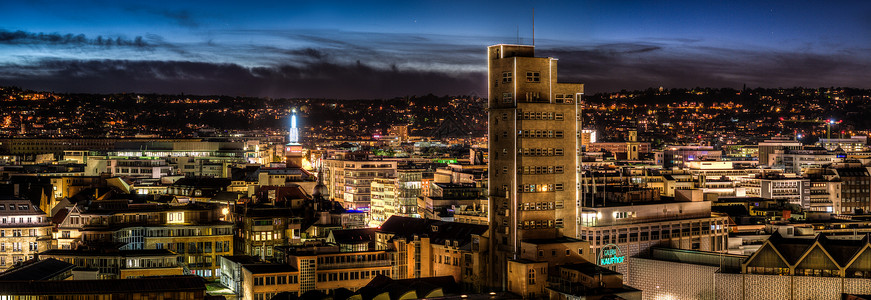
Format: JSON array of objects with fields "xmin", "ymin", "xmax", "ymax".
[
  {"xmin": 0, "ymin": 198, "xmax": 52, "ymax": 271},
  {"xmin": 322, "ymin": 152, "xmax": 397, "ymax": 210}
]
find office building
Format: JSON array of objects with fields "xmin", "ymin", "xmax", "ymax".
[
  {"xmin": 578, "ymin": 189, "xmax": 729, "ymax": 278},
  {"xmin": 487, "ymin": 44, "xmax": 584, "ymax": 288},
  {"xmin": 817, "ymin": 137, "xmax": 867, "ymax": 153},
  {"xmin": 758, "ymin": 139, "xmax": 803, "ymax": 166}
]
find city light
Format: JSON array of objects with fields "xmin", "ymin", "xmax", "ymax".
[{"xmin": 0, "ymin": 2, "xmax": 867, "ymax": 299}]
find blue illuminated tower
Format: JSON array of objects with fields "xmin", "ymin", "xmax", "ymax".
[{"xmin": 285, "ymin": 109, "xmax": 304, "ymax": 168}]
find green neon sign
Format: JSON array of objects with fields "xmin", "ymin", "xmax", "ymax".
[{"xmin": 598, "ymin": 244, "xmax": 625, "ymax": 266}]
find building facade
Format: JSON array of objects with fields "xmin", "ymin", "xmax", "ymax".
[
  {"xmin": 487, "ymin": 44, "xmax": 583, "ymax": 289},
  {"xmin": 0, "ymin": 199, "xmax": 52, "ymax": 270}
]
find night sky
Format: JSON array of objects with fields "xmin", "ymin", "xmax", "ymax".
[{"xmin": 1, "ymin": 0, "xmax": 869, "ymax": 99}]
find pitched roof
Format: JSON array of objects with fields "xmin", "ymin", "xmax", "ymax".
[
  {"xmin": 757, "ymin": 232, "xmax": 871, "ymax": 268},
  {"xmin": 357, "ymin": 274, "xmax": 458, "ymax": 300},
  {"xmin": 0, "ymin": 259, "xmax": 74, "ymax": 281},
  {"xmin": 330, "ymin": 228, "xmax": 376, "ymax": 245},
  {"xmin": 767, "ymin": 232, "xmax": 816, "ymax": 264},
  {"xmin": 171, "ymin": 177, "xmax": 231, "ymax": 188},
  {"xmin": 378, "ymin": 216, "xmax": 488, "ymax": 249}
]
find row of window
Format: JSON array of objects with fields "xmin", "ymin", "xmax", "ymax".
[
  {"xmin": 146, "ymin": 227, "xmax": 232, "ymax": 237},
  {"xmin": 253, "ymin": 274, "xmax": 299, "ymax": 286},
  {"xmin": 0, "ymin": 255, "xmax": 27, "ymax": 266},
  {"xmin": 251, "ymin": 230, "xmax": 282, "ymax": 241},
  {"xmin": 0, "ymin": 217, "xmax": 42, "ymax": 224},
  {"xmin": 316, "ymin": 269, "xmax": 390, "ymax": 282},
  {"xmin": 0, "ymin": 204, "xmax": 31, "ymax": 211},
  {"xmin": 518, "ymin": 219, "xmax": 563, "ymax": 229},
  {"xmin": 554, "ymin": 94, "xmax": 576, "ymax": 104},
  {"xmin": 520, "ymin": 202, "xmax": 558, "ymax": 211},
  {"xmin": 155, "ymin": 241, "xmax": 230, "ymax": 254},
  {"xmin": 500, "ymin": 72, "xmax": 540, "ymax": 83},
  {"xmin": 580, "ymin": 225, "xmax": 726, "ymax": 245},
  {"xmin": 518, "ymin": 184, "xmax": 564, "ymax": 193},
  {"xmin": 316, "ymin": 253, "xmax": 390, "ymax": 265},
  {"xmin": 518, "ymin": 130, "xmax": 564, "ymax": 139},
  {"xmin": 437, "ymin": 255, "xmax": 459, "ymax": 266},
  {"xmin": 0, "ymin": 242, "xmax": 38, "ymax": 252},
  {"xmin": 518, "ymin": 165, "xmax": 564, "ymax": 175},
  {"xmin": 0, "ymin": 229, "xmax": 39, "ymax": 237},
  {"xmin": 519, "ymin": 111, "xmax": 564, "ymax": 121},
  {"xmin": 518, "ymin": 148, "xmax": 564, "ymax": 156}
]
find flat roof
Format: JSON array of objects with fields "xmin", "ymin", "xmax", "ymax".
[{"xmin": 522, "ymin": 237, "xmax": 586, "ymax": 245}]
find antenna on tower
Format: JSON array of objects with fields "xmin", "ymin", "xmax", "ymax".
[
  {"xmin": 516, "ymin": 25, "xmax": 519, "ymax": 44},
  {"xmin": 532, "ymin": 7, "xmax": 535, "ymax": 46}
]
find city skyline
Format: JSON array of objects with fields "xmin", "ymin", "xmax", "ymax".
[{"xmin": 1, "ymin": 1, "xmax": 870, "ymax": 98}]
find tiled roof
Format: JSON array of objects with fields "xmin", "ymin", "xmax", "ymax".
[{"xmin": 378, "ymin": 216, "xmax": 487, "ymax": 249}]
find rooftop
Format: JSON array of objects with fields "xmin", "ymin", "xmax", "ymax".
[
  {"xmin": 243, "ymin": 263, "xmax": 298, "ymax": 274},
  {"xmin": 0, "ymin": 275, "xmax": 205, "ymax": 295},
  {"xmin": 0, "ymin": 259, "xmax": 74, "ymax": 281}
]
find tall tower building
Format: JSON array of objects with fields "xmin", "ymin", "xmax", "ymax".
[
  {"xmin": 487, "ymin": 44, "xmax": 583, "ymax": 287},
  {"xmin": 286, "ymin": 109, "xmax": 304, "ymax": 169}
]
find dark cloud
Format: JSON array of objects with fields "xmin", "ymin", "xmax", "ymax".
[
  {"xmin": 152, "ymin": 9, "xmax": 199, "ymax": 28},
  {"xmin": 0, "ymin": 30, "xmax": 149, "ymax": 48},
  {"xmin": 121, "ymin": 4, "xmax": 200, "ymax": 28},
  {"xmin": 0, "ymin": 58, "xmax": 484, "ymax": 99},
  {"xmin": 540, "ymin": 43, "xmax": 871, "ymax": 93},
  {"xmin": 1, "ymin": 28, "xmax": 868, "ymax": 98}
]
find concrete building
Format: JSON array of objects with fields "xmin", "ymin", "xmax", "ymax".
[
  {"xmin": 273, "ymin": 244, "xmax": 395, "ymax": 295},
  {"xmin": 577, "ymin": 190, "xmax": 729, "ymax": 280},
  {"xmin": 487, "ymin": 44, "xmax": 584, "ymax": 289},
  {"xmin": 85, "ymin": 157, "xmax": 173, "ymax": 179},
  {"xmin": 369, "ymin": 168, "xmax": 423, "ymax": 227},
  {"xmin": 740, "ymin": 176, "xmax": 808, "ymax": 207},
  {"xmin": 322, "ymin": 152, "xmax": 397, "ymax": 211},
  {"xmin": 419, "ymin": 183, "xmax": 486, "ymax": 222},
  {"xmin": 233, "ymin": 203, "xmax": 305, "ymax": 259},
  {"xmin": 655, "ymin": 146, "xmax": 722, "ymax": 169},
  {"xmin": 629, "ymin": 233, "xmax": 871, "ymax": 300},
  {"xmin": 802, "ymin": 179, "xmax": 841, "ymax": 213},
  {"xmin": 833, "ymin": 167, "xmax": 871, "ymax": 214},
  {"xmin": 769, "ymin": 147, "xmax": 839, "ymax": 174},
  {"xmin": 369, "ymin": 177, "xmax": 396, "ymax": 226},
  {"xmin": 758, "ymin": 139, "xmax": 803, "ymax": 166},
  {"xmin": 817, "ymin": 137, "xmax": 867, "ymax": 153}
]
